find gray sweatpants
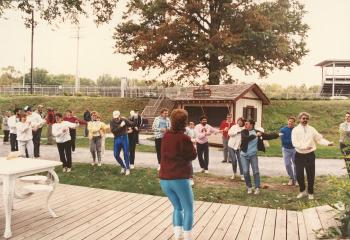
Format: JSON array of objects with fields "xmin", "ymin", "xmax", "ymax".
[{"xmin": 90, "ymin": 136, "xmax": 102, "ymax": 163}]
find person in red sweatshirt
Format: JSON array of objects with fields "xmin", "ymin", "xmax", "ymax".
[
  {"xmin": 159, "ymin": 109, "xmax": 197, "ymax": 240},
  {"xmin": 219, "ymin": 114, "xmax": 235, "ymax": 163},
  {"xmin": 63, "ymin": 110, "xmax": 86, "ymax": 153}
]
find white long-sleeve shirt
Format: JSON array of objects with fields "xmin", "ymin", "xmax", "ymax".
[
  {"xmin": 228, "ymin": 124, "xmax": 244, "ymax": 150},
  {"xmin": 291, "ymin": 124, "xmax": 331, "ymax": 154},
  {"xmin": 27, "ymin": 112, "xmax": 45, "ymax": 130},
  {"xmin": 52, "ymin": 121, "xmax": 78, "ymax": 143},
  {"xmin": 16, "ymin": 121, "xmax": 33, "ymax": 141},
  {"xmin": 8, "ymin": 115, "xmax": 18, "ymax": 134}
]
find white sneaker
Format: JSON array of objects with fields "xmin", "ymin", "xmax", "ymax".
[
  {"xmin": 297, "ymin": 191, "xmax": 308, "ymax": 199},
  {"xmin": 72, "ymin": 151, "xmax": 76, "ymax": 154},
  {"xmin": 189, "ymin": 179, "xmax": 194, "ymax": 186},
  {"xmin": 254, "ymin": 188, "xmax": 260, "ymax": 195},
  {"xmin": 174, "ymin": 226, "xmax": 183, "ymax": 240},
  {"xmin": 183, "ymin": 230, "xmax": 192, "ymax": 240},
  {"xmin": 66, "ymin": 168, "xmax": 71, "ymax": 173},
  {"xmin": 63, "ymin": 168, "xmax": 67, "ymax": 173},
  {"xmin": 240, "ymin": 176, "xmax": 245, "ymax": 181},
  {"xmin": 247, "ymin": 188, "xmax": 253, "ymax": 194},
  {"xmin": 157, "ymin": 165, "xmax": 161, "ymax": 171},
  {"xmin": 204, "ymin": 170, "xmax": 209, "ymax": 174},
  {"xmin": 125, "ymin": 170, "xmax": 130, "ymax": 176},
  {"xmin": 91, "ymin": 162, "xmax": 96, "ymax": 166},
  {"xmin": 201, "ymin": 168, "xmax": 205, "ymax": 173},
  {"xmin": 120, "ymin": 168, "xmax": 125, "ymax": 174},
  {"xmin": 97, "ymin": 163, "xmax": 102, "ymax": 167},
  {"xmin": 308, "ymin": 194, "xmax": 314, "ymax": 200},
  {"xmin": 231, "ymin": 173, "xmax": 235, "ymax": 180},
  {"xmin": 130, "ymin": 164, "xmax": 135, "ymax": 169}
]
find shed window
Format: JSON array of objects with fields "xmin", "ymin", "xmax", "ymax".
[{"xmin": 243, "ymin": 106, "xmax": 257, "ymax": 122}]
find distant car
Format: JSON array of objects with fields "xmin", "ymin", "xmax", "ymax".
[{"xmin": 143, "ymin": 91, "xmax": 158, "ymax": 98}]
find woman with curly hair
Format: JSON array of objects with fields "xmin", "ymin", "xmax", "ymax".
[{"xmin": 159, "ymin": 109, "xmax": 197, "ymax": 240}]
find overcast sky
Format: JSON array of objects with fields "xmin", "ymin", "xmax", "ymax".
[{"xmin": 1, "ymin": 0, "xmax": 350, "ymax": 86}]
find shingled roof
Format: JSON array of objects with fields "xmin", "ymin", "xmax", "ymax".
[{"xmin": 169, "ymin": 83, "xmax": 270, "ymax": 105}]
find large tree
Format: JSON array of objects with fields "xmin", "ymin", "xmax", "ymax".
[{"xmin": 114, "ymin": 0, "xmax": 309, "ymax": 85}]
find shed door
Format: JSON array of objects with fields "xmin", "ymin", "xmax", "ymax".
[{"xmin": 184, "ymin": 106, "xmax": 229, "ymax": 127}]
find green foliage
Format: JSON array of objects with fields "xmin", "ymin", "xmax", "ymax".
[
  {"xmin": 115, "ymin": 0, "xmax": 309, "ymax": 85},
  {"xmin": 0, "ymin": 66, "xmax": 22, "ymax": 85},
  {"xmin": 1, "ymin": 0, "xmax": 118, "ymax": 25}
]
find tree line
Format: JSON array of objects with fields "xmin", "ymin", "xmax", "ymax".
[{"xmin": 0, "ymin": 66, "xmax": 148, "ymax": 87}]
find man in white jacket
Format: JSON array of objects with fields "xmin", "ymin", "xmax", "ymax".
[
  {"xmin": 24, "ymin": 106, "xmax": 45, "ymax": 158},
  {"xmin": 8, "ymin": 108, "xmax": 20, "ymax": 151},
  {"xmin": 291, "ymin": 112, "xmax": 333, "ymax": 200}
]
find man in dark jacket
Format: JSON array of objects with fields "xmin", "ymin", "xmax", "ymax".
[
  {"xmin": 83, "ymin": 109, "xmax": 91, "ymax": 137},
  {"xmin": 110, "ymin": 110, "xmax": 134, "ymax": 175},
  {"xmin": 240, "ymin": 119, "xmax": 279, "ymax": 195}
]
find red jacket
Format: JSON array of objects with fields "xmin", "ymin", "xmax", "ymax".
[
  {"xmin": 219, "ymin": 120, "xmax": 235, "ymax": 139},
  {"xmin": 159, "ymin": 131, "xmax": 197, "ymax": 180}
]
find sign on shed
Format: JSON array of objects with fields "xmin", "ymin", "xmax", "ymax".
[{"xmin": 193, "ymin": 87, "xmax": 211, "ymax": 98}]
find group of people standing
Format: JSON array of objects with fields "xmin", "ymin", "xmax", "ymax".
[{"xmin": 157, "ymin": 109, "xmax": 336, "ymax": 240}]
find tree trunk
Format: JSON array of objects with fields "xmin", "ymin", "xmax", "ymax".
[{"xmin": 208, "ymin": 53, "xmax": 220, "ymax": 85}]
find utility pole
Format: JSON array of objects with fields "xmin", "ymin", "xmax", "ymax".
[
  {"xmin": 30, "ymin": 9, "xmax": 34, "ymax": 94},
  {"xmin": 75, "ymin": 24, "xmax": 80, "ymax": 93}
]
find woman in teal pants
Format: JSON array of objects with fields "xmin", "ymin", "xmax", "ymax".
[{"xmin": 159, "ymin": 109, "xmax": 197, "ymax": 240}]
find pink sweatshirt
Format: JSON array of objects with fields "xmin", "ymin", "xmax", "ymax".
[{"xmin": 194, "ymin": 123, "xmax": 220, "ymax": 144}]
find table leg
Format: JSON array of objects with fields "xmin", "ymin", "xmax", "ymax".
[
  {"xmin": 47, "ymin": 169, "xmax": 59, "ymax": 218},
  {"xmin": 3, "ymin": 176, "xmax": 15, "ymax": 239}
]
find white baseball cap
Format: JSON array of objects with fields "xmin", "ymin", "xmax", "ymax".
[{"xmin": 113, "ymin": 111, "xmax": 120, "ymax": 118}]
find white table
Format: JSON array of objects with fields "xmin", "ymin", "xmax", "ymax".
[{"xmin": 0, "ymin": 158, "xmax": 61, "ymax": 238}]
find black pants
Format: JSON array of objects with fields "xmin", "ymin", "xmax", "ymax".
[
  {"xmin": 10, "ymin": 133, "xmax": 18, "ymax": 151},
  {"xmin": 340, "ymin": 143, "xmax": 350, "ymax": 177},
  {"xmin": 155, "ymin": 138, "xmax": 162, "ymax": 164},
  {"xmin": 128, "ymin": 132, "xmax": 137, "ymax": 165},
  {"xmin": 57, "ymin": 140, "xmax": 72, "ymax": 168},
  {"xmin": 32, "ymin": 128, "xmax": 42, "ymax": 157},
  {"xmin": 69, "ymin": 128, "xmax": 76, "ymax": 152},
  {"xmin": 3, "ymin": 130, "xmax": 9, "ymax": 142},
  {"xmin": 135, "ymin": 130, "xmax": 139, "ymax": 144},
  {"xmin": 295, "ymin": 151, "xmax": 315, "ymax": 194},
  {"xmin": 197, "ymin": 142, "xmax": 209, "ymax": 170}
]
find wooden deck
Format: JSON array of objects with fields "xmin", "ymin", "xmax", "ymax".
[{"xmin": 0, "ymin": 184, "xmax": 339, "ymax": 240}]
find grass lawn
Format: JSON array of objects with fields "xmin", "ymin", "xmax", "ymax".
[
  {"xmin": 57, "ymin": 163, "xmax": 350, "ymax": 211},
  {"xmin": 74, "ymin": 137, "xmax": 155, "ymax": 152}
]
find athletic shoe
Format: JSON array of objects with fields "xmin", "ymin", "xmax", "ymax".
[
  {"xmin": 125, "ymin": 170, "xmax": 130, "ymax": 176},
  {"xmin": 247, "ymin": 188, "xmax": 253, "ymax": 194},
  {"xmin": 157, "ymin": 165, "xmax": 161, "ymax": 171},
  {"xmin": 120, "ymin": 168, "xmax": 126, "ymax": 174},
  {"xmin": 297, "ymin": 191, "xmax": 308, "ymax": 199},
  {"xmin": 231, "ymin": 173, "xmax": 235, "ymax": 180},
  {"xmin": 241, "ymin": 176, "xmax": 245, "ymax": 181},
  {"xmin": 254, "ymin": 188, "xmax": 260, "ymax": 195},
  {"xmin": 308, "ymin": 194, "xmax": 314, "ymax": 200},
  {"xmin": 204, "ymin": 170, "xmax": 209, "ymax": 174},
  {"xmin": 66, "ymin": 168, "xmax": 71, "ymax": 173},
  {"xmin": 201, "ymin": 169, "xmax": 205, "ymax": 173},
  {"xmin": 97, "ymin": 163, "xmax": 102, "ymax": 167},
  {"xmin": 189, "ymin": 179, "xmax": 194, "ymax": 186},
  {"xmin": 91, "ymin": 162, "xmax": 96, "ymax": 166},
  {"xmin": 288, "ymin": 179, "xmax": 294, "ymax": 186},
  {"xmin": 130, "ymin": 164, "xmax": 135, "ymax": 169},
  {"xmin": 63, "ymin": 168, "xmax": 67, "ymax": 173},
  {"xmin": 72, "ymin": 151, "xmax": 76, "ymax": 154}
]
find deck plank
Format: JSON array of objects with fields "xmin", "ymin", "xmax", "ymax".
[
  {"xmin": 287, "ymin": 211, "xmax": 299, "ymax": 240},
  {"xmin": 250, "ymin": 207, "xmax": 267, "ymax": 240},
  {"xmin": 274, "ymin": 209, "xmax": 287, "ymax": 240},
  {"xmin": 210, "ymin": 205, "xmax": 239, "ymax": 240},
  {"xmin": 261, "ymin": 208, "xmax": 276, "ymax": 240},
  {"xmin": 236, "ymin": 207, "xmax": 258, "ymax": 240},
  {"xmin": 297, "ymin": 212, "xmax": 308, "ymax": 240},
  {"xmin": 315, "ymin": 205, "xmax": 339, "ymax": 229},
  {"xmin": 303, "ymin": 207, "xmax": 323, "ymax": 240}
]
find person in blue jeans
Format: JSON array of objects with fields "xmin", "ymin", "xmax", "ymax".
[
  {"xmin": 240, "ymin": 119, "xmax": 279, "ymax": 195},
  {"xmin": 159, "ymin": 109, "xmax": 197, "ymax": 240},
  {"xmin": 110, "ymin": 110, "xmax": 134, "ymax": 176},
  {"xmin": 280, "ymin": 116, "xmax": 297, "ymax": 186}
]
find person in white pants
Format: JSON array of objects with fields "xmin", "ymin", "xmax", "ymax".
[{"xmin": 16, "ymin": 111, "xmax": 35, "ymax": 158}]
